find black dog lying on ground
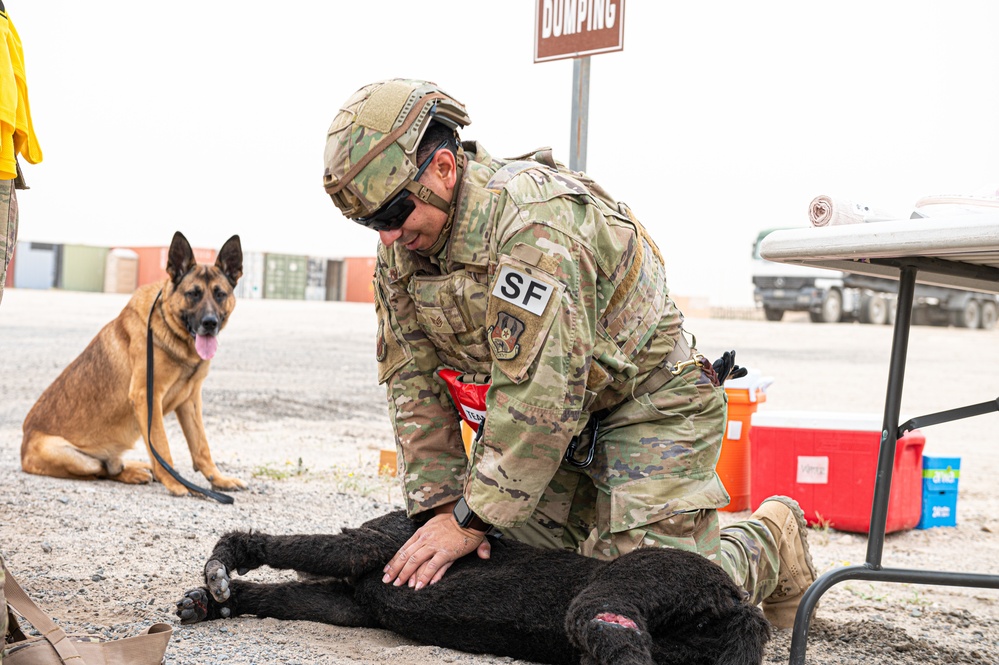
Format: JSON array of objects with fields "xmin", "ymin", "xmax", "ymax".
[{"xmin": 176, "ymin": 510, "xmax": 770, "ymax": 665}]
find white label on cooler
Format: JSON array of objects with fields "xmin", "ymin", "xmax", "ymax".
[
  {"xmin": 726, "ymin": 420, "xmax": 743, "ymax": 440},
  {"xmin": 797, "ymin": 456, "xmax": 829, "ymax": 484}
]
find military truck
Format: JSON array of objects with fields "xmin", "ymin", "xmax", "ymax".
[{"xmin": 751, "ymin": 228, "xmax": 999, "ymax": 328}]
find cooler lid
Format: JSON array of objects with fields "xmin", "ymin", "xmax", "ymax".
[{"xmin": 750, "ymin": 410, "xmax": 913, "ymax": 432}]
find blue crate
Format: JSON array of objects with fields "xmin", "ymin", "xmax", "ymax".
[
  {"xmin": 917, "ymin": 489, "xmax": 958, "ymax": 528},
  {"xmin": 922, "ymin": 456, "xmax": 960, "ymax": 489},
  {"xmin": 916, "ymin": 456, "xmax": 960, "ymax": 529}
]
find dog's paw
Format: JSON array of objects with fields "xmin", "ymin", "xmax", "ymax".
[
  {"xmin": 116, "ymin": 461, "xmax": 153, "ymax": 485},
  {"xmin": 205, "ymin": 559, "xmax": 232, "ymax": 602},
  {"xmin": 176, "ymin": 587, "xmax": 232, "ymax": 624},
  {"xmin": 209, "ymin": 475, "xmax": 248, "ymax": 491},
  {"xmin": 162, "ymin": 482, "xmax": 191, "ymax": 497}
]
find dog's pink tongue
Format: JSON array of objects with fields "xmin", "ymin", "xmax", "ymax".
[{"xmin": 195, "ymin": 335, "xmax": 218, "ymax": 360}]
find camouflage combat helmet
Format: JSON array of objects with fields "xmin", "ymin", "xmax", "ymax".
[{"xmin": 323, "ymin": 79, "xmax": 471, "ymax": 221}]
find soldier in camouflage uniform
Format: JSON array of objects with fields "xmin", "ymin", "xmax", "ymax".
[{"xmin": 323, "ymin": 79, "xmax": 816, "ymax": 629}]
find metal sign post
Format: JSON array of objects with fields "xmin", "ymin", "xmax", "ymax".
[{"xmin": 571, "ymin": 57, "xmax": 590, "ymax": 172}]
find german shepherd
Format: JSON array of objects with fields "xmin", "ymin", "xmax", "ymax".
[
  {"xmin": 176, "ymin": 510, "xmax": 770, "ymax": 665},
  {"xmin": 21, "ymin": 231, "xmax": 246, "ymax": 496}
]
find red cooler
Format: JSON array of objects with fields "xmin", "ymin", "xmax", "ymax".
[{"xmin": 749, "ymin": 411, "xmax": 925, "ymax": 534}]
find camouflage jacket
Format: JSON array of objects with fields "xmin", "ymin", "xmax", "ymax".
[{"xmin": 374, "ymin": 142, "xmax": 684, "ymax": 528}]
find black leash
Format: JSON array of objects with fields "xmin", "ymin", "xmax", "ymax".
[{"xmin": 146, "ymin": 289, "xmax": 234, "ymax": 504}]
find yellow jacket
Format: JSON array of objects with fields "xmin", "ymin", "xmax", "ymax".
[{"xmin": 1, "ymin": 7, "xmax": 42, "ymax": 180}]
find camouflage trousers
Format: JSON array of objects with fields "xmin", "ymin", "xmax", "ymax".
[
  {"xmin": 0, "ymin": 178, "xmax": 16, "ymax": 306},
  {"xmin": 497, "ymin": 364, "xmax": 781, "ymax": 605}
]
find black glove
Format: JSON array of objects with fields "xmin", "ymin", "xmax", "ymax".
[{"xmin": 712, "ymin": 350, "xmax": 748, "ymax": 384}]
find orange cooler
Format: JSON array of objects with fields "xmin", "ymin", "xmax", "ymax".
[{"xmin": 719, "ymin": 387, "xmax": 767, "ymax": 512}]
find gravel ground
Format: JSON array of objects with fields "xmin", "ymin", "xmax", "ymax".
[{"xmin": 2, "ymin": 288, "xmax": 998, "ymax": 664}]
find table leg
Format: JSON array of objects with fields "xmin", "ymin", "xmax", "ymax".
[
  {"xmin": 866, "ymin": 265, "xmax": 917, "ymax": 566},
  {"xmin": 788, "ymin": 266, "xmax": 918, "ymax": 664}
]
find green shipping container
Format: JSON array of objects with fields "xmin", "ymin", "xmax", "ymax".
[
  {"xmin": 263, "ymin": 253, "xmax": 308, "ymax": 300},
  {"xmin": 59, "ymin": 244, "xmax": 110, "ymax": 293}
]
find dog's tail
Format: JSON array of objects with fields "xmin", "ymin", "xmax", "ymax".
[{"xmin": 716, "ymin": 603, "xmax": 771, "ymax": 665}]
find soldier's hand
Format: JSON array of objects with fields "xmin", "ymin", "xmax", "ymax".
[{"xmin": 381, "ymin": 512, "xmax": 489, "ymax": 590}]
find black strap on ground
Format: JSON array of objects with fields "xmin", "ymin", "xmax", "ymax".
[
  {"xmin": 146, "ymin": 290, "xmax": 234, "ymax": 504},
  {"xmin": 898, "ymin": 398, "xmax": 999, "ymax": 439}
]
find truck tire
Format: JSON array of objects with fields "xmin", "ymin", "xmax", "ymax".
[
  {"xmin": 763, "ymin": 306, "xmax": 784, "ymax": 322},
  {"xmin": 859, "ymin": 294, "xmax": 888, "ymax": 325},
  {"xmin": 980, "ymin": 301, "xmax": 998, "ymax": 330},
  {"xmin": 886, "ymin": 305, "xmax": 896, "ymax": 325},
  {"xmin": 809, "ymin": 289, "xmax": 843, "ymax": 323},
  {"xmin": 952, "ymin": 299, "xmax": 981, "ymax": 329}
]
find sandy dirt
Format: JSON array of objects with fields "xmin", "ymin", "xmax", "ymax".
[{"xmin": 1, "ymin": 288, "xmax": 998, "ymax": 664}]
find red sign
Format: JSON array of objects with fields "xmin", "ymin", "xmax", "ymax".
[{"xmin": 534, "ymin": 0, "xmax": 625, "ymax": 63}]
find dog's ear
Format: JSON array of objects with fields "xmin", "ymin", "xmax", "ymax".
[
  {"xmin": 167, "ymin": 231, "xmax": 196, "ymax": 285},
  {"xmin": 216, "ymin": 235, "xmax": 243, "ymax": 287}
]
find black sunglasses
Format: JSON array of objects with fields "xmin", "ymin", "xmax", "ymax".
[{"xmin": 353, "ymin": 140, "xmax": 451, "ymax": 232}]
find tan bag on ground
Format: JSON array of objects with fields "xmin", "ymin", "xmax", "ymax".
[{"xmin": 1, "ymin": 557, "xmax": 171, "ymax": 665}]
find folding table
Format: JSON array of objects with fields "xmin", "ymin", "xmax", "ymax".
[{"xmin": 758, "ymin": 213, "xmax": 999, "ymax": 664}]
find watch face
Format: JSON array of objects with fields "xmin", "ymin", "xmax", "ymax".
[{"xmin": 453, "ymin": 498, "xmax": 472, "ymax": 526}]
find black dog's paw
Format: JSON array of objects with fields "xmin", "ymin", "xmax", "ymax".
[
  {"xmin": 176, "ymin": 587, "xmax": 233, "ymax": 624},
  {"xmin": 573, "ymin": 613, "xmax": 653, "ymax": 665},
  {"xmin": 205, "ymin": 559, "xmax": 232, "ymax": 602}
]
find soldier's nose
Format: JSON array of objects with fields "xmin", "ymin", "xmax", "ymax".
[{"xmin": 379, "ymin": 228, "xmax": 404, "ymax": 245}]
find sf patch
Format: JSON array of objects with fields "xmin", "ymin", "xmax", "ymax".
[
  {"xmin": 485, "ymin": 255, "xmax": 565, "ymax": 384},
  {"xmin": 488, "ymin": 310, "xmax": 525, "ymax": 360},
  {"xmin": 491, "ymin": 264, "xmax": 555, "ymax": 315}
]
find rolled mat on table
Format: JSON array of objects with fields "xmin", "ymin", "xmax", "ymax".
[
  {"xmin": 808, "ymin": 195, "xmax": 898, "ymax": 227},
  {"xmin": 914, "ymin": 194, "xmax": 999, "ymax": 216}
]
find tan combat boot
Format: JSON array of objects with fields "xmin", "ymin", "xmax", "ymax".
[{"xmin": 752, "ymin": 495, "xmax": 818, "ymax": 629}]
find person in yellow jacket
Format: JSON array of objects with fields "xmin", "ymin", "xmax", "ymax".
[
  {"xmin": 2, "ymin": 5, "xmax": 40, "ymax": 651},
  {"xmin": 0, "ymin": 1, "xmax": 43, "ymax": 304}
]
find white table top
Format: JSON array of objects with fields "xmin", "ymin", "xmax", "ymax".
[{"xmin": 758, "ymin": 213, "xmax": 999, "ymax": 294}]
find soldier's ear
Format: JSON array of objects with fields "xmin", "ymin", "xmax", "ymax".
[{"xmin": 432, "ymin": 148, "xmax": 458, "ymax": 190}]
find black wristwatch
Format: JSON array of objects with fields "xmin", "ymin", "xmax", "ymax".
[{"xmin": 452, "ymin": 497, "xmax": 490, "ymax": 532}]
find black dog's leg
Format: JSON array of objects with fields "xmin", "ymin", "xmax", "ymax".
[
  {"xmin": 566, "ymin": 548, "xmax": 769, "ymax": 665},
  {"xmin": 177, "ymin": 578, "xmax": 378, "ymax": 627},
  {"xmin": 569, "ymin": 605, "xmax": 654, "ymax": 665},
  {"xmin": 204, "ymin": 511, "xmax": 415, "ymax": 602}
]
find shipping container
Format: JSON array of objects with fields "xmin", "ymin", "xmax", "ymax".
[
  {"xmin": 128, "ymin": 245, "xmax": 218, "ymax": 287},
  {"xmin": 12, "ymin": 241, "xmax": 59, "ymax": 290},
  {"xmin": 104, "ymin": 248, "xmax": 139, "ymax": 294},
  {"xmin": 58, "ymin": 244, "xmax": 109, "ymax": 292},
  {"xmin": 344, "ymin": 256, "xmax": 376, "ymax": 303},
  {"xmin": 234, "ymin": 251, "xmax": 264, "ymax": 300},
  {"xmin": 305, "ymin": 256, "xmax": 328, "ymax": 301},
  {"xmin": 263, "ymin": 253, "xmax": 307, "ymax": 300},
  {"xmin": 325, "ymin": 259, "xmax": 344, "ymax": 301}
]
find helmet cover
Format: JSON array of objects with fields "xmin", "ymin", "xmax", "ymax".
[{"xmin": 323, "ymin": 79, "xmax": 470, "ymax": 219}]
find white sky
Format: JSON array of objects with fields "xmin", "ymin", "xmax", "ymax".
[{"xmin": 9, "ymin": 1, "xmax": 999, "ymax": 306}]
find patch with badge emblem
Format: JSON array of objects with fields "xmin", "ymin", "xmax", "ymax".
[{"xmin": 488, "ymin": 311, "xmax": 526, "ymax": 360}]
